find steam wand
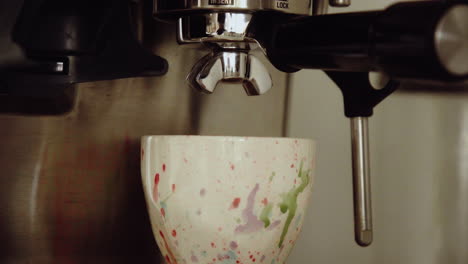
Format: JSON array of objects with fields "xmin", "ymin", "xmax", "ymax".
[{"xmin": 325, "ymin": 72, "xmax": 399, "ymax": 246}]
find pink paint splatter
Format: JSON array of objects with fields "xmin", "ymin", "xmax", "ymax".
[
  {"xmin": 261, "ymin": 198, "xmax": 268, "ymax": 206},
  {"xmin": 230, "ymin": 198, "xmax": 241, "ymax": 209},
  {"xmin": 172, "ymin": 184, "xmax": 176, "ymax": 192},
  {"xmin": 290, "ymin": 164, "xmax": 295, "ymax": 168},
  {"xmin": 211, "ymin": 242, "xmax": 216, "ymax": 248},
  {"xmin": 172, "ymin": 229, "xmax": 177, "ymax": 237},
  {"xmin": 160, "ymin": 208, "xmax": 166, "ymax": 217},
  {"xmin": 153, "ymin": 173, "xmax": 160, "ymax": 202},
  {"xmin": 267, "ymin": 220, "xmax": 281, "ymax": 230},
  {"xmin": 200, "ymin": 188, "xmax": 206, "ymax": 197},
  {"xmin": 230, "ymin": 164, "xmax": 235, "ymax": 170},
  {"xmin": 218, "ymin": 227, "xmax": 223, "ymax": 232},
  {"xmin": 235, "ymin": 184, "xmax": 264, "ymax": 233},
  {"xmin": 163, "ymin": 163, "xmax": 166, "ymax": 172},
  {"xmin": 184, "ymin": 158, "xmax": 188, "ymax": 164},
  {"xmin": 230, "ymin": 241, "xmax": 238, "ymax": 250},
  {"xmin": 260, "ymin": 255, "xmax": 266, "ymax": 262},
  {"xmin": 191, "ymin": 252, "xmax": 199, "ymax": 263}
]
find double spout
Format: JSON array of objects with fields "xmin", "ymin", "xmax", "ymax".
[{"xmin": 178, "ymin": 13, "xmax": 274, "ymax": 95}]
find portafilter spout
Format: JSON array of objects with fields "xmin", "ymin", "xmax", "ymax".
[
  {"xmin": 153, "ymin": 0, "xmax": 319, "ymax": 96},
  {"xmin": 178, "ymin": 13, "xmax": 272, "ymax": 95}
]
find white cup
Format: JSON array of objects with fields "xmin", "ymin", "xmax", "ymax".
[{"xmin": 141, "ymin": 136, "xmax": 316, "ymax": 264}]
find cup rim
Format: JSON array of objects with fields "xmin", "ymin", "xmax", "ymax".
[{"xmin": 141, "ymin": 135, "xmax": 315, "ymax": 144}]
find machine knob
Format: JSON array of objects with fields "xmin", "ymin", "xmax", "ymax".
[
  {"xmin": 329, "ymin": 0, "xmax": 351, "ymax": 7},
  {"xmin": 187, "ymin": 51, "xmax": 273, "ymax": 96},
  {"xmin": 435, "ymin": 4, "xmax": 468, "ymax": 77}
]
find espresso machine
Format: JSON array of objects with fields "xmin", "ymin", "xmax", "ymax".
[{"xmin": 1, "ymin": 0, "xmax": 468, "ymax": 263}]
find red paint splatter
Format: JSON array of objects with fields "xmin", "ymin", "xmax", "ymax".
[
  {"xmin": 249, "ymin": 255, "xmax": 253, "ymax": 259},
  {"xmin": 165, "ymin": 255, "xmax": 172, "ymax": 264},
  {"xmin": 211, "ymin": 242, "xmax": 216, "ymax": 248},
  {"xmin": 160, "ymin": 231, "xmax": 178, "ymax": 264},
  {"xmin": 163, "ymin": 163, "xmax": 166, "ymax": 172},
  {"xmin": 172, "ymin": 229, "xmax": 177, "ymax": 237},
  {"xmin": 218, "ymin": 227, "xmax": 223, "ymax": 232},
  {"xmin": 290, "ymin": 164, "xmax": 295, "ymax": 168},
  {"xmin": 262, "ymin": 198, "xmax": 268, "ymax": 206},
  {"xmin": 230, "ymin": 163, "xmax": 235, "ymax": 170},
  {"xmin": 172, "ymin": 184, "xmax": 176, "ymax": 192},
  {"xmin": 230, "ymin": 198, "xmax": 241, "ymax": 209},
  {"xmin": 160, "ymin": 208, "xmax": 166, "ymax": 217},
  {"xmin": 237, "ymin": 261, "xmax": 240, "ymax": 264},
  {"xmin": 141, "ymin": 148, "xmax": 144, "ymax": 157},
  {"xmin": 153, "ymin": 173, "xmax": 160, "ymax": 202},
  {"xmin": 253, "ymin": 259, "xmax": 256, "ymax": 262},
  {"xmin": 294, "ymin": 179, "xmax": 297, "ymax": 185},
  {"xmin": 275, "ymin": 140, "xmax": 279, "ymax": 144},
  {"xmin": 155, "ymin": 173, "xmax": 160, "ymax": 184}
]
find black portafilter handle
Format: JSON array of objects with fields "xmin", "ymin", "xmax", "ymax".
[{"xmin": 263, "ymin": 1, "xmax": 468, "ymax": 83}]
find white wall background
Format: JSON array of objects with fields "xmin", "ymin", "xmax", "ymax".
[{"xmin": 285, "ymin": 2, "xmax": 468, "ymax": 263}]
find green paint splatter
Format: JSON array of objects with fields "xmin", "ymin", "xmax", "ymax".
[
  {"xmin": 269, "ymin": 172, "xmax": 276, "ymax": 183},
  {"xmin": 277, "ymin": 161, "xmax": 310, "ymax": 248},
  {"xmin": 235, "ymin": 218, "xmax": 241, "ymax": 224},
  {"xmin": 162, "ymin": 193, "xmax": 173, "ymax": 203},
  {"xmin": 260, "ymin": 203, "xmax": 274, "ymax": 228},
  {"xmin": 220, "ymin": 250, "xmax": 238, "ymax": 264},
  {"xmin": 201, "ymin": 251, "xmax": 207, "ymax": 257}
]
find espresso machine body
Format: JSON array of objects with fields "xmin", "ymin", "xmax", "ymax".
[{"xmin": 0, "ymin": 1, "xmax": 288, "ymax": 263}]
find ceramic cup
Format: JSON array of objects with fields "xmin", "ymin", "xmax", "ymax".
[{"xmin": 141, "ymin": 136, "xmax": 316, "ymax": 264}]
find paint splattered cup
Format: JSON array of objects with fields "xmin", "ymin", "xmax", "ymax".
[{"xmin": 141, "ymin": 136, "xmax": 316, "ymax": 264}]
